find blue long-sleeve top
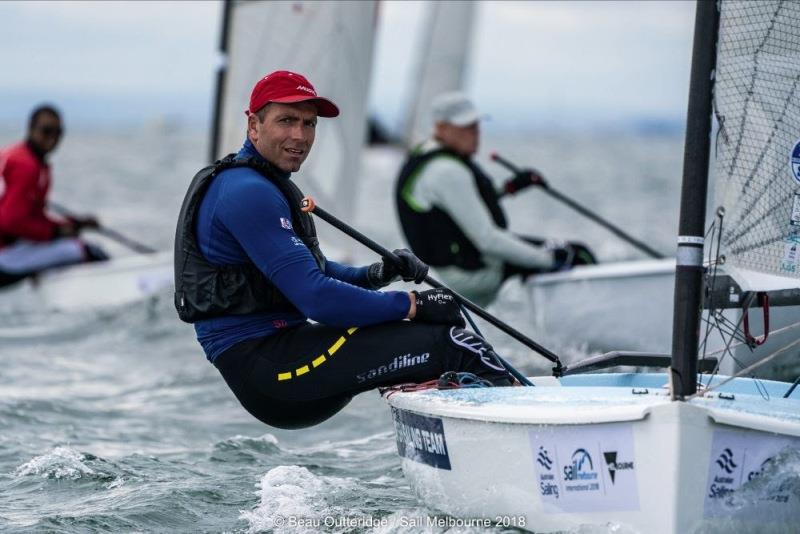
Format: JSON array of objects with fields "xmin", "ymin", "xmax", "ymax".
[{"xmin": 194, "ymin": 140, "xmax": 411, "ymax": 361}]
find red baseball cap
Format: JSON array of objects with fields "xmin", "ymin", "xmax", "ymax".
[{"xmin": 247, "ymin": 70, "xmax": 339, "ymax": 118}]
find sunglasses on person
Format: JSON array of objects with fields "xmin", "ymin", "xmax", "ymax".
[{"xmin": 38, "ymin": 125, "xmax": 63, "ymax": 138}]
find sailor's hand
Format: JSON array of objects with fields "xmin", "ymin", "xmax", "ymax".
[
  {"xmin": 368, "ymin": 248, "xmax": 429, "ymax": 287},
  {"xmin": 391, "ymin": 249, "xmax": 428, "ymax": 283},
  {"xmin": 545, "ymin": 239, "xmax": 574, "ymax": 271},
  {"xmin": 551, "ymin": 246, "xmax": 575, "ymax": 271},
  {"xmin": 546, "ymin": 240, "xmax": 597, "ymax": 271},
  {"xmin": 409, "ymin": 288, "xmax": 465, "ymax": 327},
  {"xmin": 53, "ymin": 222, "xmax": 79, "ymax": 239},
  {"xmin": 69, "ymin": 215, "xmax": 100, "ymax": 231},
  {"xmin": 504, "ymin": 168, "xmax": 547, "ymax": 195}
]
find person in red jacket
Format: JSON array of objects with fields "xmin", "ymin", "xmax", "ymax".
[{"xmin": 0, "ymin": 105, "xmax": 105, "ymax": 287}]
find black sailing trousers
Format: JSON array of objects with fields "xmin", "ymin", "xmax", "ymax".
[{"xmin": 214, "ymin": 321, "xmax": 512, "ymax": 429}]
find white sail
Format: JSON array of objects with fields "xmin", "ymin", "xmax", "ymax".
[
  {"xmin": 214, "ymin": 0, "xmax": 377, "ymax": 231},
  {"xmin": 404, "ymin": 1, "xmax": 475, "ymax": 147},
  {"xmin": 714, "ymin": 0, "xmax": 800, "ymax": 291}
]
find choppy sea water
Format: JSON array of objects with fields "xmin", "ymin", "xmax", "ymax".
[{"xmin": 1, "ymin": 127, "xmax": 796, "ymax": 533}]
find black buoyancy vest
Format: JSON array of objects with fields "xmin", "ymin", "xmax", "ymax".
[
  {"xmin": 174, "ymin": 154, "xmax": 326, "ymax": 323},
  {"xmin": 395, "ymin": 148, "xmax": 507, "ymax": 271}
]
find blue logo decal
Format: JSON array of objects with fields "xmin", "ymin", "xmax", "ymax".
[
  {"xmin": 791, "ymin": 139, "xmax": 800, "ymax": 184},
  {"xmin": 715, "ymin": 448, "xmax": 738, "ymax": 474},
  {"xmin": 564, "ymin": 448, "xmax": 598, "ymax": 481},
  {"xmin": 537, "ymin": 446, "xmax": 554, "ymax": 470},
  {"xmin": 392, "ymin": 408, "xmax": 451, "ymax": 470}
]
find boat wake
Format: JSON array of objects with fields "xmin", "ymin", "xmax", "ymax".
[
  {"xmin": 241, "ymin": 465, "xmax": 365, "ymax": 533},
  {"xmin": 13, "ymin": 446, "xmax": 123, "ymax": 486}
]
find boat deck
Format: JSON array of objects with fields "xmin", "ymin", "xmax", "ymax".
[{"xmin": 386, "ymin": 373, "xmax": 800, "ymax": 432}]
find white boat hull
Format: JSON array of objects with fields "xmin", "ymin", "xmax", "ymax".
[
  {"xmin": 527, "ymin": 259, "xmax": 676, "ymax": 353},
  {"xmin": 526, "ymin": 259, "xmax": 800, "ymax": 378},
  {"xmin": 2, "ymin": 251, "xmax": 173, "ymax": 313},
  {"xmin": 385, "ymin": 375, "xmax": 800, "ymax": 533}
]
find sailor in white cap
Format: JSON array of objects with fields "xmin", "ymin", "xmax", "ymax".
[{"xmin": 394, "ymin": 92, "xmax": 595, "ymax": 306}]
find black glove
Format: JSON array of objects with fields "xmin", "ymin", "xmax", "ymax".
[
  {"xmin": 547, "ymin": 241, "xmax": 597, "ymax": 271},
  {"xmin": 503, "ymin": 169, "xmax": 547, "ymax": 195},
  {"xmin": 69, "ymin": 215, "xmax": 100, "ymax": 230},
  {"xmin": 411, "ymin": 288, "xmax": 465, "ymax": 327},
  {"xmin": 367, "ymin": 248, "xmax": 429, "ymax": 288},
  {"xmin": 551, "ymin": 245, "xmax": 575, "ymax": 271},
  {"xmin": 544, "ymin": 239, "xmax": 574, "ymax": 271},
  {"xmin": 53, "ymin": 216, "xmax": 99, "ymax": 239},
  {"xmin": 52, "ymin": 222, "xmax": 79, "ymax": 239}
]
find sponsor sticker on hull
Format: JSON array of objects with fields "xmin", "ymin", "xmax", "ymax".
[
  {"xmin": 791, "ymin": 138, "xmax": 800, "ymax": 184},
  {"xmin": 529, "ymin": 422, "xmax": 639, "ymax": 513},
  {"xmin": 392, "ymin": 408, "xmax": 451, "ymax": 470},
  {"xmin": 704, "ymin": 428, "xmax": 800, "ymax": 520}
]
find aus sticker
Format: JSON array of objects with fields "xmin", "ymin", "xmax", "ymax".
[
  {"xmin": 792, "ymin": 139, "xmax": 800, "ymax": 184},
  {"xmin": 780, "ymin": 233, "xmax": 800, "ymax": 273}
]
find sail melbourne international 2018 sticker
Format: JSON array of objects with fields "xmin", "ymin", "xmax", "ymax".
[
  {"xmin": 529, "ymin": 422, "xmax": 639, "ymax": 513},
  {"xmin": 791, "ymin": 138, "xmax": 800, "ymax": 184}
]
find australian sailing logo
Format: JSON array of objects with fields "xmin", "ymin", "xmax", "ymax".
[
  {"xmin": 537, "ymin": 446, "xmax": 554, "ymax": 470},
  {"xmin": 603, "ymin": 451, "xmax": 634, "ymax": 484},
  {"xmin": 708, "ymin": 447, "xmax": 739, "ymax": 500},
  {"xmin": 536, "ymin": 446, "xmax": 559, "ymax": 499},
  {"xmin": 715, "ymin": 448, "xmax": 738, "ymax": 474}
]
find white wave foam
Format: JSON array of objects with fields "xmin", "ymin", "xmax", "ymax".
[
  {"xmin": 227, "ymin": 433, "xmax": 279, "ymax": 446},
  {"xmin": 720, "ymin": 447, "xmax": 800, "ymax": 515},
  {"xmin": 106, "ymin": 477, "xmax": 125, "ymax": 489},
  {"xmin": 241, "ymin": 465, "xmax": 362, "ymax": 533},
  {"xmin": 14, "ymin": 446, "xmax": 95, "ymax": 480}
]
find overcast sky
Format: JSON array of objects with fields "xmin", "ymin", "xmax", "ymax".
[{"xmin": 0, "ymin": 0, "xmax": 696, "ymax": 132}]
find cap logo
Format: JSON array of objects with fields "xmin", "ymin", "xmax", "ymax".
[{"xmin": 296, "ymin": 85, "xmax": 316, "ymax": 95}]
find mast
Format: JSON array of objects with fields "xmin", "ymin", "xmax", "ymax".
[
  {"xmin": 209, "ymin": 0, "xmax": 233, "ymax": 163},
  {"xmin": 670, "ymin": 0, "xmax": 720, "ymax": 400}
]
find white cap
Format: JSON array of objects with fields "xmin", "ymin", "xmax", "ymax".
[{"xmin": 431, "ymin": 92, "xmax": 482, "ymax": 127}]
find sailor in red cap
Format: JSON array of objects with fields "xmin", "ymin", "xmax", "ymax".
[
  {"xmin": 0, "ymin": 105, "xmax": 105, "ymax": 287},
  {"xmin": 175, "ymin": 71, "xmax": 515, "ymax": 429}
]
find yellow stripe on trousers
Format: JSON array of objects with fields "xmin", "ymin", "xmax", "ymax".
[{"xmin": 276, "ymin": 327, "xmax": 358, "ymax": 381}]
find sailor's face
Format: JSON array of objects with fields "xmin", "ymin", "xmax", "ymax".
[
  {"xmin": 437, "ymin": 121, "xmax": 479, "ymax": 157},
  {"xmin": 248, "ymin": 102, "xmax": 317, "ymax": 173},
  {"xmin": 29, "ymin": 113, "xmax": 63, "ymax": 155}
]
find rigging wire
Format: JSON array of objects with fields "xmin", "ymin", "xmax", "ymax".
[
  {"xmin": 703, "ymin": 319, "xmax": 800, "ymax": 357},
  {"xmin": 690, "ymin": 335, "xmax": 800, "ymax": 398}
]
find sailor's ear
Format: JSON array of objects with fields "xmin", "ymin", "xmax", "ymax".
[{"xmin": 246, "ymin": 113, "xmax": 259, "ymax": 140}]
